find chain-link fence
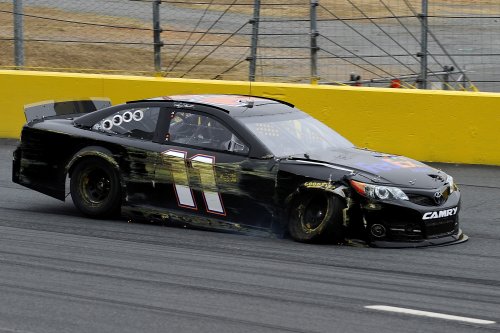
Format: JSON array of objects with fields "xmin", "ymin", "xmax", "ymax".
[
  {"xmin": 1, "ymin": 0, "xmax": 500, "ymax": 91},
  {"xmin": 1, "ymin": 0, "xmax": 155, "ymax": 75}
]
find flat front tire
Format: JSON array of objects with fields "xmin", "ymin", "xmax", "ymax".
[
  {"xmin": 70, "ymin": 157, "xmax": 121, "ymax": 218},
  {"xmin": 288, "ymin": 191, "xmax": 344, "ymax": 243}
]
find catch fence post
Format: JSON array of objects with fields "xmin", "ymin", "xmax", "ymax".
[
  {"xmin": 13, "ymin": 0, "xmax": 24, "ymax": 68},
  {"xmin": 417, "ymin": 0, "xmax": 428, "ymax": 89},
  {"xmin": 248, "ymin": 0, "xmax": 260, "ymax": 82},
  {"xmin": 310, "ymin": 0, "xmax": 319, "ymax": 84},
  {"xmin": 153, "ymin": 0, "xmax": 163, "ymax": 76}
]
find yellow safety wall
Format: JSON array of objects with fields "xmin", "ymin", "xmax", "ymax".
[{"xmin": 1, "ymin": 70, "xmax": 499, "ymax": 165}]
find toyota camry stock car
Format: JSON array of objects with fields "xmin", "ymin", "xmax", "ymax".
[{"xmin": 12, "ymin": 94, "xmax": 467, "ymax": 247}]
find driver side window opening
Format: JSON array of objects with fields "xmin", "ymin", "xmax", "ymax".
[
  {"xmin": 167, "ymin": 111, "xmax": 249, "ymax": 154},
  {"xmin": 92, "ymin": 107, "xmax": 161, "ymax": 141}
]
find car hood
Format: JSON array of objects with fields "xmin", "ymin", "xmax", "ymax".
[{"xmin": 290, "ymin": 147, "xmax": 447, "ymax": 189}]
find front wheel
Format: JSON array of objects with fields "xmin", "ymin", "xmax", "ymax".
[
  {"xmin": 70, "ymin": 158, "xmax": 121, "ymax": 218},
  {"xmin": 288, "ymin": 191, "xmax": 344, "ymax": 243}
]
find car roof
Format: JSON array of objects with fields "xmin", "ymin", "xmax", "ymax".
[
  {"xmin": 75, "ymin": 94, "xmax": 300, "ymax": 129},
  {"xmin": 143, "ymin": 94, "xmax": 298, "ymax": 117}
]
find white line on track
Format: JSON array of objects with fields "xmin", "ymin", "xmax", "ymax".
[{"xmin": 365, "ymin": 305, "xmax": 496, "ymax": 325}]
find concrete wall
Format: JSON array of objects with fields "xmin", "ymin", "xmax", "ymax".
[{"xmin": 1, "ymin": 70, "xmax": 499, "ymax": 165}]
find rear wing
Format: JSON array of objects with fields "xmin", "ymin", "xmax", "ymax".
[{"xmin": 24, "ymin": 98, "xmax": 112, "ymax": 122}]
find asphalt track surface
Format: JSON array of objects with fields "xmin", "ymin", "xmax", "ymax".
[{"xmin": 0, "ymin": 141, "xmax": 499, "ymax": 333}]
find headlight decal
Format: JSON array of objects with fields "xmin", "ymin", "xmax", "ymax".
[
  {"xmin": 446, "ymin": 175, "xmax": 457, "ymax": 193},
  {"xmin": 350, "ymin": 180, "xmax": 409, "ymax": 201}
]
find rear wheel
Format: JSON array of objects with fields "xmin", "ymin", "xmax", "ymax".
[
  {"xmin": 288, "ymin": 191, "xmax": 344, "ymax": 243},
  {"xmin": 70, "ymin": 158, "xmax": 121, "ymax": 218}
]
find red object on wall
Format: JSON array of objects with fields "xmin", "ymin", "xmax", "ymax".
[{"xmin": 390, "ymin": 79, "xmax": 402, "ymax": 88}]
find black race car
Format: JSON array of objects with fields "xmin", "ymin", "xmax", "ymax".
[{"xmin": 12, "ymin": 94, "xmax": 467, "ymax": 247}]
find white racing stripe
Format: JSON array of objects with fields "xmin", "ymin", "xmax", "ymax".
[
  {"xmin": 291, "ymin": 159, "xmax": 353, "ymax": 172},
  {"xmin": 365, "ymin": 305, "xmax": 496, "ymax": 325}
]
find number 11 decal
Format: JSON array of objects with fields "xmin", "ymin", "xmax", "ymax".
[{"xmin": 162, "ymin": 150, "xmax": 226, "ymax": 216}]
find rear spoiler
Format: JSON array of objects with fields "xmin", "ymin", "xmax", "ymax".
[{"xmin": 24, "ymin": 98, "xmax": 112, "ymax": 122}]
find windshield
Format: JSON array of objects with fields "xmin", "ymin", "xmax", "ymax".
[{"xmin": 240, "ymin": 113, "xmax": 353, "ymax": 157}]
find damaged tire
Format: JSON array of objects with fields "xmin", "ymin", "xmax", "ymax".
[
  {"xmin": 70, "ymin": 157, "xmax": 121, "ymax": 218},
  {"xmin": 288, "ymin": 191, "xmax": 344, "ymax": 243}
]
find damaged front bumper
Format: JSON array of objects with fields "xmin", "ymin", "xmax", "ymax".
[
  {"xmin": 348, "ymin": 190, "xmax": 468, "ymax": 248},
  {"xmin": 369, "ymin": 228, "xmax": 468, "ymax": 248}
]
